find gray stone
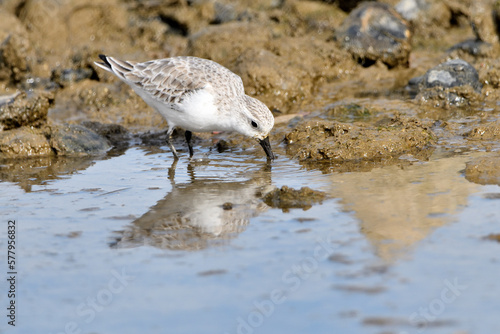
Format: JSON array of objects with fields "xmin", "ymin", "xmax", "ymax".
[
  {"xmin": 419, "ymin": 59, "xmax": 482, "ymax": 92},
  {"xmin": 49, "ymin": 124, "xmax": 110, "ymax": 156},
  {"xmin": 334, "ymin": 2, "xmax": 411, "ymax": 68}
]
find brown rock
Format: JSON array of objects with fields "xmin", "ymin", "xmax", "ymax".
[
  {"xmin": 466, "ymin": 122, "xmax": 500, "ymax": 141},
  {"xmin": 17, "ymin": 0, "xmax": 132, "ymax": 69},
  {"xmin": 0, "ymin": 91, "xmax": 53, "ymax": 131},
  {"xmin": 188, "ymin": 22, "xmax": 271, "ymax": 68},
  {"xmin": 285, "ymin": 116, "xmax": 435, "ymax": 162},
  {"xmin": 0, "ymin": 34, "xmax": 32, "ymax": 84},
  {"xmin": 465, "ymin": 155, "xmax": 500, "ymax": 185},
  {"xmin": 0, "ymin": 126, "xmax": 52, "ymax": 157},
  {"xmin": 263, "ymin": 186, "xmax": 327, "ymax": 212}
]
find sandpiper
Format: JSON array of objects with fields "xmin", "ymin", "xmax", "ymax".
[{"xmin": 95, "ymin": 55, "xmax": 275, "ymax": 160}]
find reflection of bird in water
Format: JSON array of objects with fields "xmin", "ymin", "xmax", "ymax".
[{"xmin": 110, "ymin": 162, "xmax": 273, "ymax": 250}]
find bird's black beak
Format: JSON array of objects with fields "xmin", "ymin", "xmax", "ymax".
[{"xmin": 259, "ymin": 136, "xmax": 275, "ymax": 160}]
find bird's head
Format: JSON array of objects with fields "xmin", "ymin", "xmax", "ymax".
[{"xmin": 236, "ymin": 95, "xmax": 275, "ymax": 160}]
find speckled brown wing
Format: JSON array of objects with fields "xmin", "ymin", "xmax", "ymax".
[{"xmin": 118, "ymin": 57, "xmax": 245, "ymax": 106}]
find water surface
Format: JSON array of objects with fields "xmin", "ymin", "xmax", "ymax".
[{"xmin": 1, "ymin": 146, "xmax": 499, "ymax": 334}]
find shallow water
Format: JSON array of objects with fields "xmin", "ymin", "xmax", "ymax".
[{"xmin": 1, "ymin": 145, "xmax": 499, "ymax": 334}]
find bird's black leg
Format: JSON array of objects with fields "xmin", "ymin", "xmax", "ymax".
[
  {"xmin": 185, "ymin": 130, "xmax": 194, "ymax": 158},
  {"xmin": 166, "ymin": 127, "xmax": 179, "ymax": 160}
]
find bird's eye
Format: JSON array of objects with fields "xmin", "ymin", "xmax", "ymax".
[{"xmin": 251, "ymin": 120, "xmax": 258, "ymax": 128}]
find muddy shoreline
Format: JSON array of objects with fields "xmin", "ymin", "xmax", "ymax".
[{"xmin": 1, "ymin": 0, "xmax": 500, "ymax": 184}]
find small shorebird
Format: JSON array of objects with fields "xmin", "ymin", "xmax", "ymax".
[{"xmin": 94, "ymin": 55, "xmax": 275, "ymax": 160}]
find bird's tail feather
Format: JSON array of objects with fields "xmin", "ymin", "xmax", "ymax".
[{"xmin": 94, "ymin": 54, "xmax": 135, "ymax": 79}]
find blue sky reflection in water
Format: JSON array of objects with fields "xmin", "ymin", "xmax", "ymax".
[{"xmin": 0, "ymin": 146, "xmax": 499, "ymax": 334}]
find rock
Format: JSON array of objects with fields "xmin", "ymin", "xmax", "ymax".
[
  {"xmin": 0, "ymin": 10, "xmax": 38, "ymax": 82},
  {"xmin": 48, "ymin": 80, "xmax": 167, "ymax": 131},
  {"xmin": 212, "ymin": 2, "xmax": 237, "ymax": 24},
  {"xmin": 290, "ymin": 0, "xmax": 347, "ymax": 32},
  {"xmin": 188, "ymin": 22, "xmax": 272, "ymax": 68},
  {"xmin": 465, "ymin": 155, "xmax": 500, "ymax": 185},
  {"xmin": 0, "ymin": 10, "xmax": 31, "ymax": 46},
  {"xmin": 285, "ymin": 116, "xmax": 435, "ymax": 162},
  {"xmin": 0, "ymin": 34, "xmax": 32, "ymax": 84},
  {"xmin": 17, "ymin": 0, "xmax": 133, "ymax": 70},
  {"xmin": 400, "ymin": 0, "xmax": 452, "ymax": 43},
  {"xmin": 334, "ymin": 2, "xmax": 411, "ymax": 68},
  {"xmin": 466, "ymin": 122, "xmax": 500, "ymax": 141},
  {"xmin": 81, "ymin": 121, "xmax": 130, "ymax": 147},
  {"xmin": 159, "ymin": 0, "xmax": 215, "ymax": 36},
  {"xmin": 477, "ymin": 58, "xmax": 500, "ymax": 89},
  {"xmin": 49, "ymin": 124, "xmax": 110, "ymax": 156},
  {"xmin": 51, "ymin": 68, "xmax": 96, "ymax": 87},
  {"xmin": 395, "ymin": 0, "xmax": 428, "ymax": 21},
  {"xmin": 419, "ymin": 59, "xmax": 482, "ymax": 92},
  {"xmin": 234, "ymin": 48, "xmax": 310, "ymax": 112},
  {"xmin": 262, "ymin": 186, "xmax": 327, "ymax": 212},
  {"xmin": 0, "ymin": 126, "xmax": 52, "ymax": 157},
  {"xmin": 447, "ymin": 39, "xmax": 492, "ymax": 57},
  {"xmin": 0, "ymin": 123, "xmax": 111, "ymax": 158},
  {"xmin": 400, "ymin": 0, "xmax": 498, "ymax": 47},
  {"xmin": 325, "ymin": 0, "xmax": 366, "ymax": 13},
  {"xmin": 484, "ymin": 233, "xmax": 500, "ymax": 242},
  {"xmin": 469, "ymin": 0, "xmax": 498, "ymax": 45},
  {"xmin": 0, "ymin": 91, "xmax": 53, "ymax": 131},
  {"xmin": 413, "ymin": 59, "xmax": 482, "ymax": 107}
]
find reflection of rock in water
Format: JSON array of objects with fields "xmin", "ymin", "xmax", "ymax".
[
  {"xmin": 0, "ymin": 155, "xmax": 97, "ymax": 192},
  {"xmin": 111, "ymin": 168, "xmax": 273, "ymax": 250},
  {"xmin": 329, "ymin": 153, "xmax": 482, "ymax": 262}
]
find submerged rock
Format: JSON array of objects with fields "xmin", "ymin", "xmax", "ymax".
[
  {"xmin": 0, "ymin": 91, "xmax": 53, "ymax": 131},
  {"xmin": 484, "ymin": 233, "xmax": 500, "ymax": 243},
  {"xmin": 263, "ymin": 186, "xmax": 327, "ymax": 212},
  {"xmin": 466, "ymin": 121, "xmax": 500, "ymax": 142},
  {"xmin": 465, "ymin": 155, "xmax": 500, "ymax": 185},
  {"xmin": 285, "ymin": 116, "xmax": 435, "ymax": 163},
  {"xmin": 334, "ymin": 2, "xmax": 411, "ymax": 68},
  {"xmin": 413, "ymin": 59, "xmax": 482, "ymax": 107}
]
